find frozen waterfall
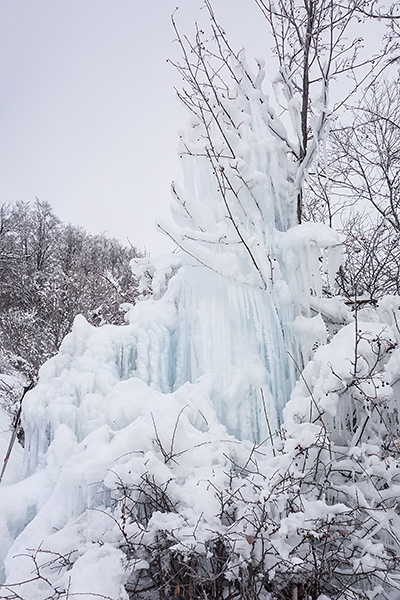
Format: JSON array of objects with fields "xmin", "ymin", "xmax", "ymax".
[
  {"xmin": 22, "ymin": 48, "xmax": 343, "ymax": 458},
  {"xmin": 0, "ymin": 46, "xmax": 344, "ymax": 594}
]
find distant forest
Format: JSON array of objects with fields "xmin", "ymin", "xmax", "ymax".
[{"xmin": 0, "ymin": 199, "xmax": 142, "ymax": 388}]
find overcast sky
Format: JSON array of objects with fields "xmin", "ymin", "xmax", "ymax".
[{"xmin": 0, "ymin": 1, "xmax": 268, "ymax": 255}]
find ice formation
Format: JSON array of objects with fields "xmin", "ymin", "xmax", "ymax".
[
  {"xmin": 0, "ymin": 44, "xmax": 348, "ymax": 598},
  {"xmin": 150, "ymin": 60, "xmax": 343, "ymax": 441}
]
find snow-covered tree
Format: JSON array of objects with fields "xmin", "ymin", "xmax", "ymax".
[{"xmin": 324, "ymin": 80, "xmax": 400, "ymax": 299}]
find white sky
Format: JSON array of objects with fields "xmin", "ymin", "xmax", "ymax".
[{"xmin": 0, "ymin": 1, "xmax": 267, "ymax": 255}]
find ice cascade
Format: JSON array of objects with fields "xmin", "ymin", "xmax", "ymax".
[
  {"xmin": 0, "ymin": 49, "xmax": 345, "ymax": 593},
  {"xmin": 23, "ymin": 50, "xmax": 344, "ymax": 456}
]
